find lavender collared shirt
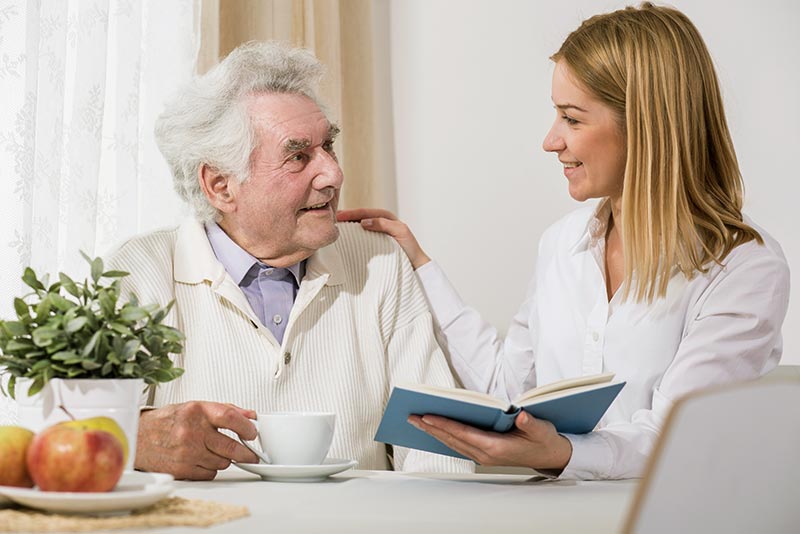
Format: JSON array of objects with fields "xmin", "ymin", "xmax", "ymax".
[{"xmin": 205, "ymin": 223, "xmax": 304, "ymax": 345}]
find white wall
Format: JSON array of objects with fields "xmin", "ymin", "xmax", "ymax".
[{"xmin": 389, "ymin": 0, "xmax": 800, "ymax": 364}]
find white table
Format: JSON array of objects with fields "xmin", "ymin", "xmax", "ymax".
[{"xmin": 168, "ymin": 468, "xmax": 638, "ymax": 533}]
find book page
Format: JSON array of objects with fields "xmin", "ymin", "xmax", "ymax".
[
  {"xmin": 513, "ymin": 372, "xmax": 615, "ymax": 405},
  {"xmin": 397, "ymin": 383, "xmax": 511, "ymax": 410},
  {"xmin": 518, "ymin": 380, "xmax": 622, "ymax": 406}
]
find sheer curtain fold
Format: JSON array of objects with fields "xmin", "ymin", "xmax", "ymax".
[
  {"xmin": 63, "ymin": 0, "xmax": 110, "ymax": 268},
  {"xmin": 0, "ymin": 0, "xmax": 198, "ymax": 424}
]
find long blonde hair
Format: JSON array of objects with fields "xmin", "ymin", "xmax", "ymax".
[{"xmin": 552, "ymin": 2, "xmax": 761, "ymax": 302}]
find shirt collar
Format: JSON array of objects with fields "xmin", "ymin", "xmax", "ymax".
[
  {"xmin": 281, "ymin": 262, "xmax": 305, "ymax": 287},
  {"xmin": 569, "ymin": 198, "xmax": 613, "ymax": 255},
  {"xmin": 205, "ymin": 222, "xmax": 304, "ymax": 286},
  {"xmin": 205, "ymin": 222, "xmax": 259, "ymax": 285},
  {"xmin": 173, "ymin": 218, "xmax": 339, "ymax": 287}
]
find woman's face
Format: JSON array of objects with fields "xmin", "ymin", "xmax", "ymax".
[{"xmin": 542, "ymin": 61, "xmax": 627, "ymax": 204}]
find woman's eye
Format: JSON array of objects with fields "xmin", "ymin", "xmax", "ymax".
[{"xmin": 562, "ymin": 115, "xmax": 578, "ymax": 125}]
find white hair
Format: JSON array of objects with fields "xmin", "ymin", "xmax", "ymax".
[{"xmin": 155, "ymin": 41, "xmax": 327, "ymax": 222}]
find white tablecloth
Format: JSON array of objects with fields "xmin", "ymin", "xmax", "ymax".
[{"xmin": 168, "ymin": 468, "xmax": 638, "ymax": 533}]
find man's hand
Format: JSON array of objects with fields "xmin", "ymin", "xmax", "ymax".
[
  {"xmin": 135, "ymin": 401, "xmax": 259, "ymax": 480},
  {"xmin": 337, "ymin": 208, "xmax": 431, "ymax": 270}
]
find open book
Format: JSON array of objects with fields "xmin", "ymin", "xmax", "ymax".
[{"xmin": 374, "ymin": 372, "xmax": 625, "ymax": 460}]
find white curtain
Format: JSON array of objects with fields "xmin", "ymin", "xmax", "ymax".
[{"xmin": 0, "ymin": 0, "xmax": 199, "ymax": 424}]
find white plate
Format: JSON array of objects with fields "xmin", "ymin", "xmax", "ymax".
[
  {"xmin": 0, "ymin": 471, "xmax": 174, "ymax": 515},
  {"xmin": 233, "ymin": 457, "xmax": 357, "ymax": 482}
]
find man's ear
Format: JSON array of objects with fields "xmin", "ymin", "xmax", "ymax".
[{"xmin": 199, "ymin": 164, "xmax": 236, "ymax": 214}]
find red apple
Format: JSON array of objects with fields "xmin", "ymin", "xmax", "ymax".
[
  {"xmin": 26, "ymin": 422, "xmax": 124, "ymax": 492},
  {"xmin": 0, "ymin": 425, "xmax": 35, "ymax": 487}
]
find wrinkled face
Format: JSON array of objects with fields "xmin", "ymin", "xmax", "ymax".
[
  {"xmin": 223, "ymin": 93, "xmax": 343, "ymax": 266},
  {"xmin": 542, "ymin": 61, "xmax": 627, "ymax": 203}
]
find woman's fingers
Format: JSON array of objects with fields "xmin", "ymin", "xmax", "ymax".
[
  {"xmin": 361, "ymin": 216, "xmax": 409, "ymax": 239},
  {"xmin": 338, "ymin": 208, "xmax": 431, "ymax": 269},
  {"xmin": 408, "ymin": 415, "xmax": 490, "ymax": 463},
  {"xmin": 336, "ymin": 208, "xmax": 397, "ymax": 222},
  {"xmin": 362, "ymin": 217, "xmax": 431, "ymax": 269},
  {"xmin": 408, "ymin": 412, "xmax": 573, "ymax": 471}
]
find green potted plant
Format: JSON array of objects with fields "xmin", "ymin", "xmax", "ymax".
[{"xmin": 0, "ymin": 253, "xmax": 184, "ymax": 469}]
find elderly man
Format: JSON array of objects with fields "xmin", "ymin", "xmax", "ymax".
[{"xmin": 107, "ymin": 42, "xmax": 471, "ymax": 480}]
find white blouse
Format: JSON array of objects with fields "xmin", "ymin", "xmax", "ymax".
[{"xmin": 416, "ymin": 201, "xmax": 790, "ymax": 479}]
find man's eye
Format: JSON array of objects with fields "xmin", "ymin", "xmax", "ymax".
[
  {"xmin": 322, "ymin": 141, "xmax": 335, "ymax": 153},
  {"xmin": 290, "ymin": 153, "xmax": 306, "ymax": 162}
]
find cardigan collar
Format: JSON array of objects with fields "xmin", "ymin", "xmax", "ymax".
[{"xmin": 173, "ymin": 218, "xmax": 345, "ymax": 288}]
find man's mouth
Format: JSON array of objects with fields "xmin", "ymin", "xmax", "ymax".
[{"xmin": 299, "ymin": 201, "xmax": 330, "ymax": 212}]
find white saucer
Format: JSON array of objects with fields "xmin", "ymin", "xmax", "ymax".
[
  {"xmin": 0, "ymin": 471, "xmax": 174, "ymax": 515},
  {"xmin": 233, "ymin": 457, "xmax": 357, "ymax": 482}
]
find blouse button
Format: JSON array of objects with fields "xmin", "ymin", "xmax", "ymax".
[{"xmin": 273, "ymin": 314, "xmax": 283, "ymax": 325}]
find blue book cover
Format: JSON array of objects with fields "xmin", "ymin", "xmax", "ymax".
[{"xmin": 374, "ymin": 375, "xmax": 625, "ymax": 460}]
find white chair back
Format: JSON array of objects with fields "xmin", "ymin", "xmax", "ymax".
[{"xmin": 624, "ymin": 376, "xmax": 800, "ymax": 534}]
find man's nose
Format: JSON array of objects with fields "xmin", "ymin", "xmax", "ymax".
[{"xmin": 313, "ymin": 149, "xmax": 344, "ymax": 189}]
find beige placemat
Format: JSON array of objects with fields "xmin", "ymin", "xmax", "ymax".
[{"xmin": 0, "ymin": 497, "xmax": 248, "ymax": 532}]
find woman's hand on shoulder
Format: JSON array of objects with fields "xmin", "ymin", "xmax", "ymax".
[{"xmin": 337, "ymin": 208, "xmax": 431, "ymax": 269}]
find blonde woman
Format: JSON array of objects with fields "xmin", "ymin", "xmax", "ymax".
[{"xmin": 338, "ymin": 2, "xmax": 790, "ymax": 480}]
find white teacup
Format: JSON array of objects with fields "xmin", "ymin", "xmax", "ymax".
[{"xmin": 252, "ymin": 412, "xmax": 336, "ymax": 465}]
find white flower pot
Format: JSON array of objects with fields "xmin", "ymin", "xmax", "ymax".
[{"xmin": 15, "ymin": 378, "xmax": 144, "ymax": 471}]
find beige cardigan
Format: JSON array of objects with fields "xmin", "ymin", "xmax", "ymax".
[{"xmin": 108, "ymin": 219, "xmax": 472, "ymax": 473}]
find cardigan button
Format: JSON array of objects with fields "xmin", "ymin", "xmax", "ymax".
[{"xmin": 284, "ymin": 352, "xmax": 291, "ymax": 365}]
